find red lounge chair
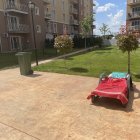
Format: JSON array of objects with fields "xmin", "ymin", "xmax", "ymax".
[{"xmin": 87, "ymin": 73, "xmax": 132, "ymax": 107}]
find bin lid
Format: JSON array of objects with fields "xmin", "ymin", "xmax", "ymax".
[{"xmin": 16, "ymin": 52, "xmax": 32, "ymax": 56}]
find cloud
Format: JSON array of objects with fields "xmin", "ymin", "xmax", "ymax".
[
  {"xmin": 108, "ymin": 10, "xmax": 124, "ymax": 26},
  {"xmin": 94, "ymin": 0, "xmax": 99, "ymax": 7},
  {"xmin": 96, "ymin": 3, "xmax": 116, "ymax": 13},
  {"xmin": 106, "ymin": 10, "xmax": 125, "ymax": 33},
  {"xmin": 107, "ymin": 14, "xmax": 112, "ymax": 17},
  {"xmin": 94, "ymin": 10, "xmax": 125, "ymax": 35}
]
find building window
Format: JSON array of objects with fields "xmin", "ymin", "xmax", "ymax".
[
  {"xmin": 36, "ymin": 25, "xmax": 41, "ymax": 33},
  {"xmin": 52, "ymin": 10, "xmax": 56, "ymax": 20},
  {"xmin": 53, "ymin": 23, "xmax": 57, "ymax": 33},
  {"xmin": 52, "ymin": 0, "xmax": 56, "ymax": 7},
  {"xmin": 63, "ymin": 14, "xmax": 65, "ymax": 22},
  {"xmin": 132, "ymin": 20, "xmax": 140, "ymax": 26},
  {"xmin": 63, "ymin": 24, "xmax": 68, "ymax": 34},
  {"xmin": 47, "ymin": 22, "xmax": 51, "ymax": 33},
  {"xmin": 132, "ymin": 7, "xmax": 140, "ymax": 13},
  {"xmin": 62, "ymin": 1, "xmax": 65, "ymax": 11},
  {"xmin": 7, "ymin": 0, "xmax": 15, "ymax": 5},
  {"xmin": 35, "ymin": 7, "xmax": 39, "ymax": 15},
  {"xmin": 10, "ymin": 36, "xmax": 21, "ymax": 50}
]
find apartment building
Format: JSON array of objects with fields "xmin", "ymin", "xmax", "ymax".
[
  {"xmin": 127, "ymin": 0, "xmax": 140, "ymax": 36},
  {"xmin": 0, "ymin": 0, "xmax": 94, "ymax": 52}
]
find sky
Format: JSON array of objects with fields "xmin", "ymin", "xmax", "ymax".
[{"xmin": 94, "ymin": 0, "xmax": 126, "ymax": 35}]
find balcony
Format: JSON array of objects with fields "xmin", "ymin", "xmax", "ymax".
[
  {"xmin": 8, "ymin": 24, "xmax": 30, "ymax": 33},
  {"xmin": 5, "ymin": 2, "xmax": 28, "ymax": 14},
  {"xmin": 43, "ymin": 0, "xmax": 50, "ymax": 4},
  {"xmin": 70, "ymin": 0, "xmax": 78, "ymax": 4},
  {"xmin": 70, "ymin": 19, "xmax": 79, "ymax": 25},
  {"xmin": 44, "ymin": 13, "xmax": 51, "ymax": 20},
  {"xmin": 128, "ymin": 0, "xmax": 140, "ymax": 6},
  {"xmin": 70, "ymin": 8, "xmax": 78, "ymax": 15},
  {"xmin": 127, "ymin": 12, "xmax": 140, "ymax": 19},
  {"xmin": 128, "ymin": 25, "xmax": 140, "ymax": 31}
]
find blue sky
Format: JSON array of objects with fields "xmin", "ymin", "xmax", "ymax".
[{"xmin": 94, "ymin": 0, "xmax": 126, "ymax": 35}]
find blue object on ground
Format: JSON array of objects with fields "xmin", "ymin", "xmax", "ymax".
[{"xmin": 110, "ymin": 72, "xmax": 127, "ymax": 78}]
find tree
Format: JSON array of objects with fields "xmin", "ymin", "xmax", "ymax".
[
  {"xmin": 117, "ymin": 34, "xmax": 139, "ymax": 74},
  {"xmin": 99, "ymin": 23, "xmax": 110, "ymax": 39},
  {"xmin": 80, "ymin": 15, "xmax": 93, "ymax": 48}
]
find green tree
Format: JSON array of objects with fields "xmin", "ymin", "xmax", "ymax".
[
  {"xmin": 80, "ymin": 15, "xmax": 93, "ymax": 48},
  {"xmin": 117, "ymin": 34, "xmax": 139, "ymax": 74},
  {"xmin": 99, "ymin": 23, "xmax": 110, "ymax": 39}
]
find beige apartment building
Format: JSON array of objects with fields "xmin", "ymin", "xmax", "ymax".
[
  {"xmin": 127, "ymin": 0, "xmax": 140, "ymax": 37},
  {"xmin": 0, "ymin": 0, "xmax": 94, "ymax": 52}
]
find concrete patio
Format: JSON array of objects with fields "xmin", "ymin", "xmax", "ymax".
[{"xmin": 0, "ymin": 68, "xmax": 140, "ymax": 140}]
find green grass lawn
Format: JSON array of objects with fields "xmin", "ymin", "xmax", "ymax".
[{"xmin": 33, "ymin": 46, "xmax": 140, "ymax": 82}]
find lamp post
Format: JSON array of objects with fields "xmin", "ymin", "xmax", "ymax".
[{"xmin": 28, "ymin": 0, "xmax": 38, "ymax": 66}]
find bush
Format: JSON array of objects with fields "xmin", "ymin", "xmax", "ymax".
[{"xmin": 54, "ymin": 35, "xmax": 74, "ymax": 54}]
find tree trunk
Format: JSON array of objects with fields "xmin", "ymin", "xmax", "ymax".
[{"xmin": 128, "ymin": 51, "xmax": 130, "ymax": 74}]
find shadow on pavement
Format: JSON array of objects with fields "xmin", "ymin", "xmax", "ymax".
[
  {"xmin": 26, "ymin": 73, "xmax": 42, "ymax": 78},
  {"xmin": 92, "ymin": 88, "xmax": 135, "ymax": 112}
]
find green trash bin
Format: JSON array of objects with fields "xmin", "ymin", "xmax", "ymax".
[{"xmin": 16, "ymin": 52, "xmax": 33, "ymax": 75}]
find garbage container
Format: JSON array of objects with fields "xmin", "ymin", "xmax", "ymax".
[{"xmin": 16, "ymin": 52, "xmax": 33, "ymax": 75}]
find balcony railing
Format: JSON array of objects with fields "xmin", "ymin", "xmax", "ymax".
[
  {"xmin": 44, "ymin": 13, "xmax": 51, "ymax": 20},
  {"xmin": 5, "ymin": 2, "xmax": 28, "ymax": 14},
  {"xmin": 128, "ymin": 0, "xmax": 140, "ymax": 5},
  {"xmin": 128, "ymin": 25, "xmax": 140, "ymax": 31},
  {"xmin": 70, "ymin": 8, "xmax": 78, "ymax": 14},
  {"xmin": 43, "ymin": 0, "xmax": 50, "ymax": 4},
  {"xmin": 8, "ymin": 24, "xmax": 29, "ymax": 33},
  {"xmin": 127, "ymin": 12, "xmax": 140, "ymax": 19},
  {"xmin": 70, "ymin": 20, "xmax": 79, "ymax": 25},
  {"xmin": 71, "ymin": 0, "xmax": 78, "ymax": 4}
]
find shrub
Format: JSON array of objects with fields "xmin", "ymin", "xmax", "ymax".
[{"xmin": 54, "ymin": 35, "xmax": 74, "ymax": 54}]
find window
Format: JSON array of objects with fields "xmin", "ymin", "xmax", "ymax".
[
  {"xmin": 63, "ymin": 24, "xmax": 67, "ymax": 34},
  {"xmin": 52, "ymin": 10, "xmax": 55, "ymax": 20},
  {"xmin": 7, "ymin": 0, "xmax": 15, "ymax": 5},
  {"xmin": 63, "ymin": 14, "xmax": 65, "ymax": 22},
  {"xmin": 53, "ymin": 23, "xmax": 57, "ymax": 33},
  {"xmin": 35, "ymin": 6, "xmax": 39, "ymax": 15},
  {"xmin": 8, "ymin": 16, "xmax": 19, "ymax": 30},
  {"xmin": 52, "ymin": 0, "xmax": 56, "ymax": 7},
  {"xmin": 10, "ymin": 36, "xmax": 21, "ymax": 50},
  {"xmin": 132, "ymin": 7, "xmax": 140, "ymax": 12},
  {"xmin": 62, "ymin": 1, "xmax": 65, "ymax": 11},
  {"xmin": 36, "ymin": 25, "xmax": 41, "ymax": 33},
  {"xmin": 47, "ymin": 22, "xmax": 51, "ymax": 33}
]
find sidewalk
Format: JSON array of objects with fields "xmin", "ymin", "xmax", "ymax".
[
  {"xmin": 32, "ymin": 47, "xmax": 93, "ymax": 66},
  {"xmin": 0, "ymin": 68, "xmax": 140, "ymax": 139}
]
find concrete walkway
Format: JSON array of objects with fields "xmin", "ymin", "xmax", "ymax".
[
  {"xmin": 0, "ymin": 67, "xmax": 140, "ymax": 140},
  {"xmin": 32, "ymin": 47, "xmax": 93, "ymax": 66}
]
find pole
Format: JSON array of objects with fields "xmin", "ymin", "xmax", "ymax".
[
  {"xmin": 128, "ymin": 51, "xmax": 130, "ymax": 74},
  {"xmin": 31, "ymin": 8, "xmax": 38, "ymax": 66}
]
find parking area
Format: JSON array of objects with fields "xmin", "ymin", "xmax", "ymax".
[{"xmin": 0, "ymin": 68, "xmax": 140, "ymax": 140}]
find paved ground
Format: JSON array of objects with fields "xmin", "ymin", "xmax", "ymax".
[{"xmin": 0, "ymin": 68, "xmax": 140, "ymax": 140}]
